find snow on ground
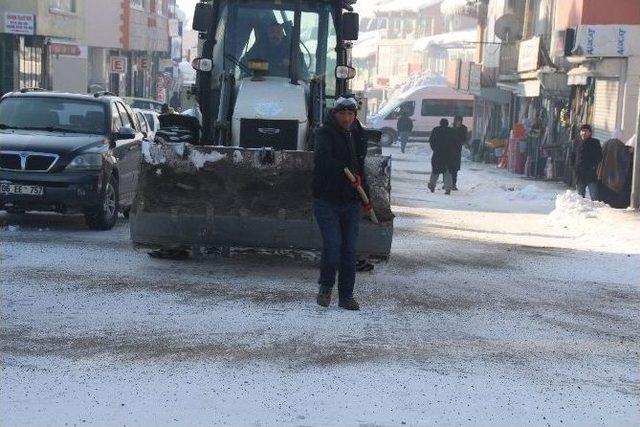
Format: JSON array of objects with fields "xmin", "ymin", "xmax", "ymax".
[{"xmin": 1, "ymin": 142, "xmax": 639, "ymax": 426}]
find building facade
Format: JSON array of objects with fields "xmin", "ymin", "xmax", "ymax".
[{"xmin": 0, "ymin": 0, "xmax": 86, "ymax": 94}]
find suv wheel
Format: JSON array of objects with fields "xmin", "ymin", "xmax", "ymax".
[
  {"xmin": 85, "ymin": 175, "xmax": 118, "ymax": 230},
  {"xmin": 380, "ymin": 128, "xmax": 397, "ymax": 147}
]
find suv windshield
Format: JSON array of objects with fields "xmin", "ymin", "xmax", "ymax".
[{"xmin": 0, "ymin": 97, "xmax": 107, "ymax": 135}]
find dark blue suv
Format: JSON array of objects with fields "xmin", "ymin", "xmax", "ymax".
[{"xmin": 0, "ymin": 90, "xmax": 144, "ymax": 230}]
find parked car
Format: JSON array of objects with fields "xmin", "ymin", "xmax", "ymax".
[
  {"xmin": 133, "ymin": 108, "xmax": 160, "ymax": 140},
  {"xmin": 122, "ymin": 97, "xmax": 164, "ymax": 113},
  {"xmin": 366, "ymin": 85, "xmax": 474, "ymax": 146},
  {"xmin": 0, "ymin": 90, "xmax": 144, "ymax": 230}
]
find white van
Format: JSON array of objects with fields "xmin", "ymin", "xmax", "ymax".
[{"xmin": 366, "ymin": 85, "xmax": 474, "ymax": 146}]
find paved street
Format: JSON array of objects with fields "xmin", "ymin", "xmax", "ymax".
[{"xmin": 2, "ymin": 144, "xmax": 639, "ymax": 426}]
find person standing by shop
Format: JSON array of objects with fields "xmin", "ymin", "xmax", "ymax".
[
  {"xmin": 451, "ymin": 115, "xmax": 468, "ymax": 191},
  {"xmin": 396, "ymin": 110, "xmax": 413, "ymax": 154},
  {"xmin": 312, "ymin": 97, "xmax": 367, "ymax": 311},
  {"xmin": 428, "ymin": 118, "xmax": 455, "ymax": 195},
  {"xmin": 570, "ymin": 124, "xmax": 602, "ymax": 200}
]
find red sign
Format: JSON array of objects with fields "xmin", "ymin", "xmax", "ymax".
[
  {"xmin": 376, "ymin": 77, "xmax": 389, "ymax": 87},
  {"xmin": 110, "ymin": 57, "xmax": 127, "ymax": 74},
  {"xmin": 139, "ymin": 57, "xmax": 150, "ymax": 71},
  {"xmin": 49, "ymin": 43, "xmax": 82, "ymax": 56}
]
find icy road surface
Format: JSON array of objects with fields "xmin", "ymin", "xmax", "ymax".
[{"xmin": 2, "ymin": 143, "xmax": 639, "ymax": 426}]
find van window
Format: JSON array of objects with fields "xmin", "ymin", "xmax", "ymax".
[
  {"xmin": 421, "ymin": 99, "xmax": 473, "ymax": 117},
  {"xmin": 384, "ymin": 100, "xmax": 415, "ymax": 120}
]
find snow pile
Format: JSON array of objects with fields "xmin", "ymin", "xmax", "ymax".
[
  {"xmin": 549, "ymin": 190, "xmax": 608, "ymax": 222},
  {"xmin": 172, "ymin": 142, "xmax": 186, "ymax": 157},
  {"xmin": 141, "ymin": 141, "xmax": 166, "ymax": 165},
  {"xmin": 189, "ymin": 150, "xmax": 225, "ymax": 169}
]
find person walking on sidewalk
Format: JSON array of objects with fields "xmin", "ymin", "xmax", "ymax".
[
  {"xmin": 312, "ymin": 96, "xmax": 367, "ymax": 311},
  {"xmin": 428, "ymin": 118, "xmax": 456, "ymax": 195},
  {"xmin": 570, "ymin": 124, "xmax": 602, "ymax": 200},
  {"xmin": 397, "ymin": 110, "xmax": 413, "ymax": 154},
  {"xmin": 451, "ymin": 115, "xmax": 468, "ymax": 190}
]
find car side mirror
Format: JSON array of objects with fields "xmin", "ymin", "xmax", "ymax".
[
  {"xmin": 192, "ymin": 2, "xmax": 213, "ymax": 32},
  {"xmin": 342, "ymin": 12, "xmax": 359, "ymax": 41},
  {"xmin": 114, "ymin": 126, "xmax": 136, "ymax": 141}
]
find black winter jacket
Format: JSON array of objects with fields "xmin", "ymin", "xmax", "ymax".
[
  {"xmin": 312, "ymin": 116, "xmax": 367, "ymax": 205},
  {"xmin": 397, "ymin": 115, "xmax": 413, "ymax": 132},
  {"xmin": 571, "ymin": 137, "xmax": 602, "ymax": 183},
  {"xmin": 429, "ymin": 125, "xmax": 457, "ymax": 174}
]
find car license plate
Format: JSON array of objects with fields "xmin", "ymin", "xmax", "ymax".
[{"xmin": 0, "ymin": 183, "xmax": 44, "ymax": 196}]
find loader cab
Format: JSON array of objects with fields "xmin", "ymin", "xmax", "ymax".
[{"xmin": 192, "ymin": 0, "xmax": 358, "ymax": 148}]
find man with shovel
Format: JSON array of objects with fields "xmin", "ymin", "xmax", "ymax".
[{"xmin": 312, "ymin": 96, "xmax": 370, "ymax": 311}]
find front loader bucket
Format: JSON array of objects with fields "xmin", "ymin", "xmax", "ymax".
[{"xmin": 130, "ymin": 142, "xmax": 394, "ymax": 259}]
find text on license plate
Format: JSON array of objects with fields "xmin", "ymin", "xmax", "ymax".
[{"xmin": 0, "ymin": 183, "xmax": 44, "ymax": 196}]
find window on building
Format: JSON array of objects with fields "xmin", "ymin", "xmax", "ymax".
[
  {"xmin": 131, "ymin": 0, "xmax": 145, "ymax": 10},
  {"xmin": 49, "ymin": 0, "xmax": 76, "ymax": 13},
  {"xmin": 153, "ymin": 0, "xmax": 163, "ymax": 15}
]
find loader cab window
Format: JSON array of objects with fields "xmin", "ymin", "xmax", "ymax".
[{"xmin": 225, "ymin": 1, "xmax": 337, "ymax": 88}]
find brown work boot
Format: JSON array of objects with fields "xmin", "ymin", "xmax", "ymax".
[
  {"xmin": 338, "ymin": 298, "xmax": 360, "ymax": 311},
  {"xmin": 316, "ymin": 290, "xmax": 331, "ymax": 307}
]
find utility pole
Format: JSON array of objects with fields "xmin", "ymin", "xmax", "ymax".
[{"xmin": 631, "ymin": 89, "xmax": 640, "ymax": 209}]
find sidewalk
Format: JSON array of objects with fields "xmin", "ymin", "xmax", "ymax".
[{"xmin": 385, "ymin": 142, "xmax": 640, "ymax": 255}]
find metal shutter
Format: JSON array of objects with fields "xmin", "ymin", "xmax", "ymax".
[{"xmin": 592, "ymin": 79, "xmax": 619, "ymax": 141}]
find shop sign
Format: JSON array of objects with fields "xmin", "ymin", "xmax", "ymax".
[
  {"xmin": 518, "ymin": 36, "xmax": 540, "ymax": 73},
  {"xmin": 168, "ymin": 19, "xmax": 180, "ymax": 37},
  {"xmin": 376, "ymin": 76, "xmax": 389, "ymax": 87},
  {"xmin": 459, "ymin": 61, "xmax": 471, "ymax": 92},
  {"xmin": 5, "ymin": 12, "xmax": 35, "ymax": 35},
  {"xmin": 49, "ymin": 43, "xmax": 86, "ymax": 58},
  {"xmin": 574, "ymin": 25, "xmax": 640, "ymax": 57},
  {"xmin": 171, "ymin": 37, "xmax": 182, "ymax": 61},
  {"xmin": 445, "ymin": 59, "xmax": 461, "ymax": 90},
  {"xmin": 469, "ymin": 63, "xmax": 482, "ymax": 94},
  {"xmin": 110, "ymin": 57, "xmax": 127, "ymax": 74},
  {"xmin": 139, "ymin": 57, "xmax": 150, "ymax": 71}
]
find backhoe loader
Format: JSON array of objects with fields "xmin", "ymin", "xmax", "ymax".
[{"xmin": 130, "ymin": 0, "xmax": 393, "ymax": 258}]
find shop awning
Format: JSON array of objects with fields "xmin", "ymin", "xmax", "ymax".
[
  {"xmin": 567, "ymin": 65, "xmax": 596, "ymax": 86},
  {"xmin": 497, "ymin": 80, "xmax": 540, "ymax": 97},
  {"xmin": 413, "ymin": 29, "xmax": 478, "ymax": 51},
  {"xmin": 475, "ymin": 87, "xmax": 512, "ymax": 104},
  {"xmin": 352, "ymin": 30, "xmax": 382, "ymax": 59}
]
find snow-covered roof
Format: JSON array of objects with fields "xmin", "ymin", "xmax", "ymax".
[
  {"xmin": 351, "ymin": 30, "xmax": 383, "ymax": 59},
  {"xmin": 413, "ymin": 28, "xmax": 478, "ymax": 51},
  {"xmin": 440, "ymin": 0, "xmax": 472, "ymax": 15},
  {"xmin": 375, "ymin": 0, "xmax": 442, "ymax": 13}
]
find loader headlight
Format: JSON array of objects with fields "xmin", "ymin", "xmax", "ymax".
[{"xmin": 66, "ymin": 153, "xmax": 103, "ymax": 170}]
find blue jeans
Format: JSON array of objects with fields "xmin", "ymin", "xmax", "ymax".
[
  {"xmin": 577, "ymin": 180, "xmax": 599, "ymax": 201},
  {"xmin": 313, "ymin": 198, "xmax": 360, "ymax": 300},
  {"xmin": 398, "ymin": 131, "xmax": 410, "ymax": 153}
]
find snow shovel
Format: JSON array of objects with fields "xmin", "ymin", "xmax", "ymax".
[{"xmin": 344, "ymin": 167, "xmax": 379, "ymax": 224}]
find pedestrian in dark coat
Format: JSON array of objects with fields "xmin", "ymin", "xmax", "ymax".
[
  {"xmin": 451, "ymin": 115, "xmax": 468, "ymax": 190},
  {"xmin": 570, "ymin": 124, "xmax": 602, "ymax": 200},
  {"xmin": 396, "ymin": 111, "xmax": 413, "ymax": 154},
  {"xmin": 312, "ymin": 96, "xmax": 367, "ymax": 311},
  {"xmin": 428, "ymin": 118, "xmax": 456, "ymax": 195}
]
